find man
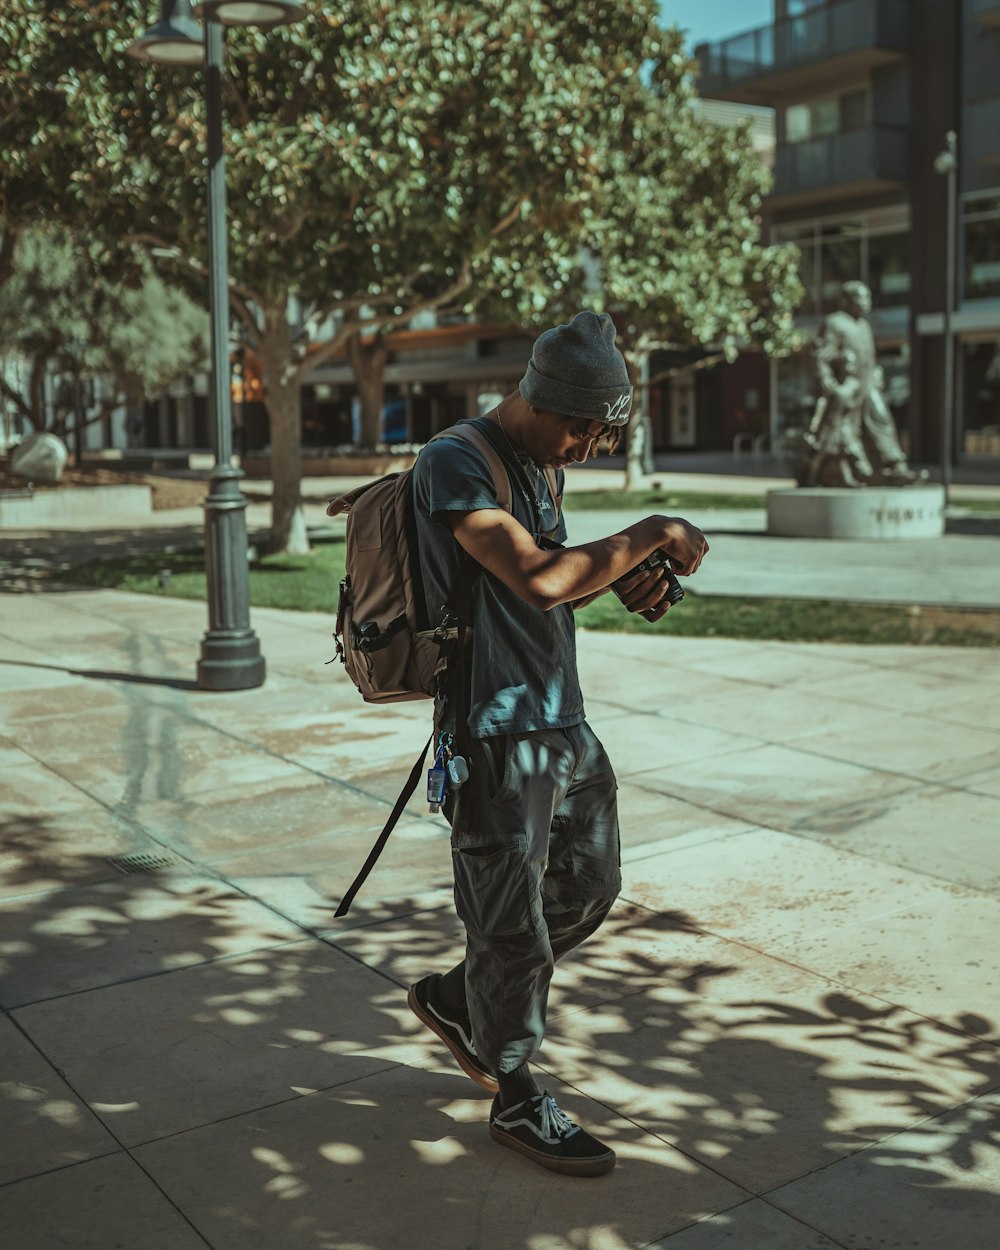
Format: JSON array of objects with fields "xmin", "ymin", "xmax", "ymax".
[{"xmin": 407, "ymin": 311, "xmax": 708, "ymax": 1176}]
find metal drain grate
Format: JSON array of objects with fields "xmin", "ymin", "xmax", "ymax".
[{"xmin": 107, "ymin": 852, "xmax": 183, "ymax": 876}]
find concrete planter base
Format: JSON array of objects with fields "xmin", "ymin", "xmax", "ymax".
[
  {"xmin": 0, "ymin": 485, "xmax": 153, "ymax": 527},
  {"xmin": 767, "ymin": 486, "xmax": 946, "ymax": 539}
]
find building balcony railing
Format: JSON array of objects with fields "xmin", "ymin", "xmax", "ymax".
[
  {"xmin": 771, "ymin": 124, "xmax": 908, "ymax": 209},
  {"xmin": 695, "ymin": 0, "xmax": 911, "ymax": 104},
  {"xmin": 971, "ymin": 0, "xmax": 1000, "ymax": 27},
  {"xmin": 966, "ymin": 97, "xmax": 1000, "ymax": 165}
]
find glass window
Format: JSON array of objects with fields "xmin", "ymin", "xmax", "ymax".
[
  {"xmin": 841, "ymin": 88, "xmax": 869, "ymax": 130},
  {"xmin": 775, "ymin": 351, "xmax": 819, "ymax": 446},
  {"xmin": 784, "ymin": 90, "xmax": 866, "ymax": 144},
  {"xmin": 963, "ymin": 195, "xmax": 1000, "ymax": 301},
  {"xmin": 961, "ymin": 340, "xmax": 1000, "ymax": 458},
  {"xmin": 876, "ymin": 345, "xmax": 911, "ymax": 456},
  {"xmin": 775, "ymin": 222, "xmax": 820, "ymax": 317},
  {"xmin": 868, "ymin": 232, "xmax": 911, "ymax": 307},
  {"xmin": 819, "ymin": 221, "xmax": 863, "ymax": 310},
  {"xmin": 784, "ymin": 95, "xmax": 839, "ymax": 143},
  {"xmin": 786, "ymin": 104, "xmax": 811, "ymax": 144}
]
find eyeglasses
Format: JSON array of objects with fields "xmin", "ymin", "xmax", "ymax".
[{"xmin": 568, "ymin": 419, "xmax": 608, "ymax": 443}]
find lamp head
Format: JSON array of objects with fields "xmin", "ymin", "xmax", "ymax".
[
  {"xmin": 195, "ymin": 0, "xmax": 306, "ymax": 26},
  {"xmin": 127, "ymin": 0, "xmax": 204, "ymax": 64}
]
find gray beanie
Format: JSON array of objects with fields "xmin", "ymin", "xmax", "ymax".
[{"xmin": 519, "ymin": 311, "xmax": 632, "ymax": 425}]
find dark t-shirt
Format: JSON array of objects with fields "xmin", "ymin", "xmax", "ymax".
[{"xmin": 411, "ymin": 417, "xmax": 585, "ymax": 739}]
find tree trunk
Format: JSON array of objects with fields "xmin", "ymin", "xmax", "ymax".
[
  {"xmin": 623, "ymin": 351, "xmax": 649, "ymax": 491},
  {"xmin": 0, "ymin": 224, "xmax": 18, "ymax": 291},
  {"xmin": 346, "ymin": 332, "xmax": 389, "ymax": 448},
  {"xmin": 29, "ymin": 355, "xmax": 48, "ymax": 432},
  {"xmin": 259, "ymin": 312, "xmax": 309, "ymax": 555}
]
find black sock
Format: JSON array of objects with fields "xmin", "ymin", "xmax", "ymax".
[
  {"xmin": 435, "ymin": 964, "xmax": 468, "ymax": 1018},
  {"xmin": 497, "ymin": 1063, "xmax": 541, "ymax": 1110}
]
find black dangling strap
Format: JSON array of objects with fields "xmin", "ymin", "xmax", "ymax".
[{"xmin": 333, "ymin": 734, "xmax": 433, "ymax": 918}]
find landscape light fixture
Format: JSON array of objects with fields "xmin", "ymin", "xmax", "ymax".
[
  {"xmin": 933, "ymin": 130, "xmax": 958, "ymax": 508},
  {"xmin": 126, "ymin": 0, "xmax": 305, "ymax": 688},
  {"xmin": 126, "ymin": 0, "xmax": 204, "ymax": 64},
  {"xmin": 195, "ymin": 0, "xmax": 306, "ymax": 27}
]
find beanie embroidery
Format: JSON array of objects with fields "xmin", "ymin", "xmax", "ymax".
[{"xmin": 604, "ymin": 393, "xmax": 631, "ymax": 423}]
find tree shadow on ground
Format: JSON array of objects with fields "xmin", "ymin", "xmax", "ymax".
[
  {"xmin": 4, "ymin": 648, "xmax": 1000, "ymax": 1248},
  {"xmin": 3, "ymin": 811, "xmax": 1000, "ymax": 1249}
]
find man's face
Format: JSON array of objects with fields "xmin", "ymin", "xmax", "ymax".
[
  {"xmin": 845, "ymin": 284, "xmax": 872, "ymax": 315},
  {"xmin": 524, "ymin": 412, "xmax": 613, "ymax": 467}
]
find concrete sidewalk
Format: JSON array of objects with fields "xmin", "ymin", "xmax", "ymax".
[{"xmin": 1, "ymin": 589, "xmax": 999, "ymax": 1249}]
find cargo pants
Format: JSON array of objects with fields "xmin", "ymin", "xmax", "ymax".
[{"xmin": 445, "ymin": 721, "xmax": 621, "ymax": 1075}]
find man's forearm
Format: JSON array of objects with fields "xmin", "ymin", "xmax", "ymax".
[
  {"xmin": 449, "ymin": 509, "xmax": 708, "ymax": 612},
  {"xmin": 530, "ymin": 518, "xmax": 688, "ymax": 610}
]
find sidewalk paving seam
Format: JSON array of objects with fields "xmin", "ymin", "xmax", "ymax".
[
  {"xmin": 4, "ymin": 933, "xmax": 314, "ymax": 1012},
  {"xmin": 753, "ymin": 1083, "xmax": 1000, "ymax": 1204},
  {"xmin": 606, "ymin": 896, "xmax": 1000, "ymax": 1057},
  {"xmin": 643, "ymin": 1199, "xmax": 853, "ymax": 1250},
  {"xmin": 0, "ymin": 1017, "xmax": 218, "ymax": 1250},
  {"xmin": 616, "ymin": 782, "xmax": 1000, "ymax": 906}
]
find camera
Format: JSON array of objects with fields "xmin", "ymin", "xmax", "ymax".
[
  {"xmin": 631, "ymin": 549, "xmax": 686, "ymax": 606},
  {"xmin": 614, "ymin": 548, "xmax": 685, "ymax": 620}
]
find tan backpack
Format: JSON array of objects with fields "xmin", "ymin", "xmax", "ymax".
[{"xmin": 327, "ymin": 422, "xmax": 559, "ymax": 704}]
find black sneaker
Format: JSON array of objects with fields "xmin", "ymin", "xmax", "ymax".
[
  {"xmin": 489, "ymin": 1091, "xmax": 616, "ymax": 1177},
  {"xmin": 407, "ymin": 975, "xmax": 498, "ymax": 1092}
]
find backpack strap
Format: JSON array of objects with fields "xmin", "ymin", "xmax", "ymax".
[
  {"xmin": 333, "ymin": 733, "xmax": 433, "ymax": 919},
  {"xmin": 431, "ymin": 422, "xmax": 563, "ymax": 535},
  {"xmin": 427, "ymin": 423, "xmax": 512, "ymax": 513}
]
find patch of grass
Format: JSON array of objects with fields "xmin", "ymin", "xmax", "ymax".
[
  {"xmin": 958, "ymin": 497, "xmax": 1000, "ymax": 514},
  {"xmin": 57, "ymin": 541, "xmax": 999, "ymax": 647},
  {"xmin": 575, "ymin": 593, "xmax": 1000, "ymax": 647},
  {"xmin": 562, "ymin": 489, "xmax": 765, "ymax": 511},
  {"xmin": 61, "ymin": 541, "xmax": 346, "ymax": 613}
]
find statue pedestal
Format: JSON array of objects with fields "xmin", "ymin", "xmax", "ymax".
[{"xmin": 767, "ymin": 486, "xmax": 946, "ymax": 540}]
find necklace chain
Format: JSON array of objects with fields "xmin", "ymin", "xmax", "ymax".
[{"xmin": 495, "ymin": 400, "xmax": 545, "ymax": 514}]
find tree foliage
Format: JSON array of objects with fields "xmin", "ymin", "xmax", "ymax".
[
  {"xmin": 0, "ymin": 225, "xmax": 209, "ymax": 436},
  {"xmin": 1, "ymin": 1, "xmax": 801, "ymax": 542}
]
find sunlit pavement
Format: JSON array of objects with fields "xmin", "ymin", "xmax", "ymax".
[{"xmin": 2, "ymin": 588, "xmax": 999, "ymax": 1249}]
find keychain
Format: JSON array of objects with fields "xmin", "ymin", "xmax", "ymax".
[
  {"xmin": 427, "ymin": 741, "xmax": 448, "ymax": 813},
  {"xmin": 428, "ymin": 734, "xmax": 469, "ymax": 812}
]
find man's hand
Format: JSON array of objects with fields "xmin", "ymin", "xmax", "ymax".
[
  {"xmin": 611, "ymin": 517, "xmax": 708, "ymax": 622},
  {"xmin": 655, "ymin": 516, "xmax": 709, "ymax": 576},
  {"xmin": 611, "ymin": 565, "xmax": 673, "ymax": 618}
]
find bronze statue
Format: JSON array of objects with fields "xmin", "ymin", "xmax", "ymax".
[{"xmin": 796, "ymin": 281, "xmax": 925, "ymax": 487}]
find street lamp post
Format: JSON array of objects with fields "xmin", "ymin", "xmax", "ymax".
[
  {"xmin": 128, "ymin": 1, "xmax": 305, "ymax": 689},
  {"xmin": 934, "ymin": 130, "xmax": 959, "ymax": 509}
]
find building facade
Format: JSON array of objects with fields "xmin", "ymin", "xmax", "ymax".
[{"xmin": 696, "ymin": 0, "xmax": 1000, "ymax": 471}]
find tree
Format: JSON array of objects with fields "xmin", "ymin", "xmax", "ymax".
[
  {"xmin": 587, "ymin": 43, "xmax": 803, "ymax": 487},
  {"xmin": 0, "ymin": 225, "xmax": 209, "ymax": 440},
  {"xmin": 471, "ymin": 29, "xmax": 803, "ymax": 488},
  {"xmin": 2, "ymin": 4, "xmax": 800, "ymax": 535},
  {"xmin": 1, "ymin": 0, "xmax": 667, "ymax": 552}
]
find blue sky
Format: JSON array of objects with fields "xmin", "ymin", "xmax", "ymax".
[{"xmin": 658, "ymin": 0, "xmax": 772, "ymax": 48}]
